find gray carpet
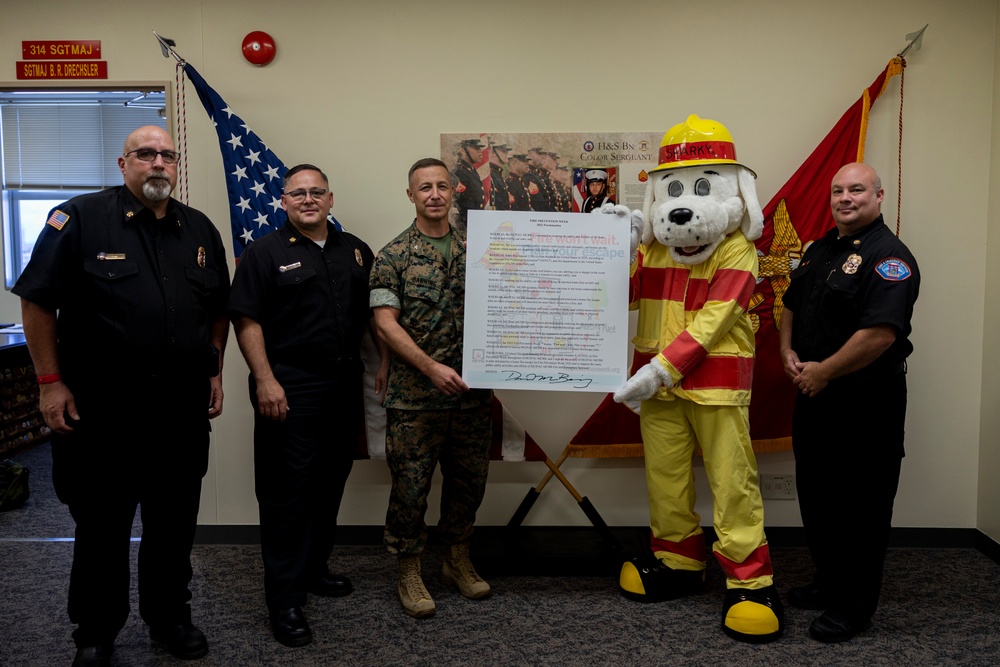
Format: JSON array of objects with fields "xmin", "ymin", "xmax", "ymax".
[{"xmin": 3, "ymin": 443, "xmax": 1000, "ymax": 666}]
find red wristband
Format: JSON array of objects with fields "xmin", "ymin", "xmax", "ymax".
[{"xmin": 36, "ymin": 373, "xmax": 62, "ymax": 385}]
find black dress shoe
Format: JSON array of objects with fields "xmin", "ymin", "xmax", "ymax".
[
  {"xmin": 271, "ymin": 607, "xmax": 313, "ymax": 647},
  {"xmin": 310, "ymin": 573, "xmax": 354, "ymax": 597},
  {"xmin": 150, "ymin": 622, "xmax": 209, "ymax": 659},
  {"xmin": 809, "ymin": 609, "xmax": 871, "ymax": 643},
  {"xmin": 72, "ymin": 646, "xmax": 111, "ymax": 667},
  {"xmin": 787, "ymin": 581, "xmax": 829, "ymax": 610}
]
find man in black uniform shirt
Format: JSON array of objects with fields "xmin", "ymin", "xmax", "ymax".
[
  {"xmin": 527, "ymin": 147, "xmax": 560, "ymax": 212},
  {"xmin": 14, "ymin": 125, "xmax": 230, "ymax": 667},
  {"xmin": 507, "ymin": 154, "xmax": 549, "ymax": 212},
  {"xmin": 229, "ymin": 164, "xmax": 387, "ymax": 648},
  {"xmin": 452, "ymin": 138, "xmax": 486, "ymax": 229},
  {"xmin": 780, "ymin": 162, "xmax": 919, "ymax": 643},
  {"xmin": 488, "ymin": 144, "xmax": 512, "ymax": 211}
]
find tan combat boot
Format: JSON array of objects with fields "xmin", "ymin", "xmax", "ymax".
[
  {"xmin": 397, "ymin": 555, "xmax": 435, "ymax": 618},
  {"xmin": 442, "ymin": 543, "xmax": 491, "ymax": 599}
]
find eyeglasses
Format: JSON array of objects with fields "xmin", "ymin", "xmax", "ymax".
[
  {"xmin": 123, "ymin": 148, "xmax": 181, "ymax": 164},
  {"xmin": 284, "ymin": 188, "xmax": 329, "ymax": 201}
]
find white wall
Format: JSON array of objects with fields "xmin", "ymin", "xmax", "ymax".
[
  {"xmin": 0, "ymin": 0, "xmax": 996, "ymax": 533},
  {"xmin": 979, "ymin": 8, "xmax": 1000, "ymax": 543}
]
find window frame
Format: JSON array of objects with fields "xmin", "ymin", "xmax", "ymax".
[
  {"xmin": 3, "ymin": 188, "xmax": 97, "ymax": 287},
  {"xmin": 0, "ymin": 85, "xmax": 170, "ymax": 289}
]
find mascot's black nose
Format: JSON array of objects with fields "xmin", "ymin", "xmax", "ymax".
[{"xmin": 668, "ymin": 208, "xmax": 693, "ymax": 225}]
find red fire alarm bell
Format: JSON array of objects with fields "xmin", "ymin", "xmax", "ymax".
[{"xmin": 242, "ymin": 31, "xmax": 276, "ymax": 66}]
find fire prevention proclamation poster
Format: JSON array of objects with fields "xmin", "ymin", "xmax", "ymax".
[{"xmin": 463, "ymin": 210, "xmax": 630, "ymax": 392}]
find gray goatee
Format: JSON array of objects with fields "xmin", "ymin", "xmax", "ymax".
[{"xmin": 142, "ymin": 172, "xmax": 172, "ymax": 202}]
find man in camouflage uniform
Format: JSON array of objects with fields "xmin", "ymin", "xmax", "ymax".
[{"xmin": 369, "ymin": 157, "xmax": 494, "ymax": 618}]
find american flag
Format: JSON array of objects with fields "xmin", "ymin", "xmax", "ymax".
[
  {"xmin": 181, "ymin": 65, "xmax": 544, "ymax": 463},
  {"xmin": 182, "ymin": 63, "xmax": 342, "ymax": 259}
]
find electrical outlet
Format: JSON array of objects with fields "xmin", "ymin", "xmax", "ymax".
[{"xmin": 760, "ymin": 473, "xmax": 796, "ymax": 500}]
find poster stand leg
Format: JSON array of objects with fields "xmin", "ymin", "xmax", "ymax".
[{"xmin": 507, "ymin": 446, "xmax": 621, "ymax": 550}]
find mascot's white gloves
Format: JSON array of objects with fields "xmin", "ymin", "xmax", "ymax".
[
  {"xmin": 597, "ymin": 203, "xmax": 645, "ymax": 262},
  {"xmin": 613, "ymin": 359, "xmax": 672, "ymax": 404}
]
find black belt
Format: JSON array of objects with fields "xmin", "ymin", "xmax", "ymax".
[{"xmin": 866, "ymin": 360, "xmax": 907, "ymax": 375}]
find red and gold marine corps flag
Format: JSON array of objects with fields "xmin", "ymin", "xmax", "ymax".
[{"xmin": 568, "ymin": 57, "xmax": 905, "ymax": 457}]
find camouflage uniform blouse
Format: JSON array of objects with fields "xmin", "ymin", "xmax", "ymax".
[{"xmin": 370, "ymin": 221, "xmax": 492, "ymax": 411}]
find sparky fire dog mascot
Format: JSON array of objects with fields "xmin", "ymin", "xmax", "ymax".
[{"xmin": 610, "ymin": 115, "xmax": 783, "ymax": 643}]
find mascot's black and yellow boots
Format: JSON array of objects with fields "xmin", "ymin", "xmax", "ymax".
[
  {"xmin": 720, "ymin": 585, "xmax": 784, "ymax": 643},
  {"xmin": 619, "ymin": 554, "xmax": 704, "ymax": 602},
  {"xmin": 620, "ymin": 554, "xmax": 784, "ymax": 643}
]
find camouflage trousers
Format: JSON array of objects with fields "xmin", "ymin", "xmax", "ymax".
[{"xmin": 384, "ymin": 404, "xmax": 491, "ymax": 555}]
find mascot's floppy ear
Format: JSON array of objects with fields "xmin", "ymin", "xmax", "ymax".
[
  {"xmin": 640, "ymin": 173, "xmax": 656, "ymax": 245},
  {"xmin": 738, "ymin": 166, "xmax": 763, "ymax": 241}
]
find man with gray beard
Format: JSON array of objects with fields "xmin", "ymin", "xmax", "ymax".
[{"xmin": 13, "ymin": 125, "xmax": 230, "ymax": 667}]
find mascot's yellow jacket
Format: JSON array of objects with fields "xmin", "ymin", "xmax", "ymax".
[{"xmin": 630, "ymin": 230, "xmax": 758, "ymax": 404}]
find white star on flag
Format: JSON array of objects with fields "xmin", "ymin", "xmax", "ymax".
[{"xmin": 182, "ymin": 63, "xmax": 343, "ymax": 259}]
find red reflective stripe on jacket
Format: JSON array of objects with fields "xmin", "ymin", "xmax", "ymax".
[
  {"xmin": 663, "ymin": 330, "xmax": 706, "ymax": 377},
  {"xmin": 698, "ymin": 267, "xmax": 757, "ymax": 310},
  {"xmin": 636, "ymin": 265, "xmax": 690, "ymax": 303},
  {"xmin": 679, "ymin": 356, "xmax": 754, "ymax": 392}
]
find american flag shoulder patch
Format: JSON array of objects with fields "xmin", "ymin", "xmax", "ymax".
[{"xmin": 47, "ymin": 210, "xmax": 70, "ymax": 231}]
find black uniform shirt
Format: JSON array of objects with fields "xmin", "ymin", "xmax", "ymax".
[
  {"xmin": 489, "ymin": 164, "xmax": 511, "ymax": 211},
  {"xmin": 582, "ymin": 195, "xmax": 613, "ymax": 214},
  {"xmin": 521, "ymin": 172, "xmax": 551, "ymax": 212},
  {"xmin": 530, "ymin": 167, "xmax": 559, "ymax": 212},
  {"xmin": 453, "ymin": 158, "xmax": 485, "ymax": 227},
  {"xmin": 782, "ymin": 215, "xmax": 919, "ymax": 370},
  {"xmin": 507, "ymin": 175, "xmax": 530, "ymax": 210},
  {"xmin": 13, "ymin": 186, "xmax": 229, "ymax": 383},
  {"xmin": 228, "ymin": 221, "xmax": 374, "ymax": 370}
]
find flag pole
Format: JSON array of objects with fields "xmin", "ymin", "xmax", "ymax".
[
  {"xmin": 152, "ymin": 31, "xmax": 186, "ymax": 64},
  {"xmin": 898, "ymin": 24, "xmax": 928, "ymax": 58},
  {"xmin": 151, "ymin": 31, "xmax": 190, "ymax": 202}
]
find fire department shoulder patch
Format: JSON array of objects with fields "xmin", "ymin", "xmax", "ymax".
[{"xmin": 875, "ymin": 258, "xmax": 912, "ymax": 281}]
